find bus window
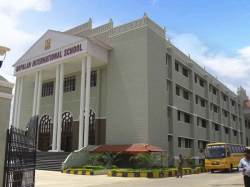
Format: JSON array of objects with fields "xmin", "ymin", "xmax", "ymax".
[
  {"xmin": 226, "ymin": 145, "xmax": 232, "ymax": 156},
  {"xmin": 235, "ymin": 145, "xmax": 239, "ymax": 153},
  {"xmin": 205, "ymin": 145, "xmax": 226, "ymax": 159}
]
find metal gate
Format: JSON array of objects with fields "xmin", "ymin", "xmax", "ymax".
[{"xmin": 3, "ymin": 115, "xmax": 39, "ymax": 187}]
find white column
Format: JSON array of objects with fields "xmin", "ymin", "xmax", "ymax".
[
  {"xmin": 36, "ymin": 71, "xmax": 43, "ymax": 115},
  {"xmin": 57, "ymin": 63, "xmax": 64, "ymax": 151},
  {"xmin": 84, "ymin": 56, "xmax": 91, "ymax": 147},
  {"xmin": 52, "ymin": 65, "xmax": 60, "ymax": 150},
  {"xmin": 32, "ymin": 72, "xmax": 39, "ymax": 116},
  {"xmin": 13, "ymin": 77, "xmax": 20, "ymax": 127},
  {"xmin": 78, "ymin": 57, "xmax": 86, "ymax": 149},
  {"xmin": 16, "ymin": 76, "xmax": 24, "ymax": 128}
]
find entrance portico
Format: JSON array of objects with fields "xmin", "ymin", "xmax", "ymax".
[{"xmin": 12, "ymin": 30, "xmax": 111, "ymax": 152}]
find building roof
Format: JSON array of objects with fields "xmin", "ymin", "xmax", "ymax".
[
  {"xmin": 0, "ymin": 75, "xmax": 8, "ymax": 82},
  {"xmin": 90, "ymin": 144, "xmax": 166, "ymax": 154},
  {"xmin": 243, "ymin": 100, "xmax": 250, "ymax": 108}
]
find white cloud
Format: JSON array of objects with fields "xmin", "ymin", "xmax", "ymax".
[
  {"xmin": 0, "ymin": 0, "xmax": 51, "ymax": 83},
  {"xmin": 166, "ymin": 31, "xmax": 250, "ymax": 96},
  {"xmin": 151, "ymin": 0, "xmax": 159, "ymax": 5},
  {"xmin": 0, "ymin": 0, "xmax": 51, "ymax": 126}
]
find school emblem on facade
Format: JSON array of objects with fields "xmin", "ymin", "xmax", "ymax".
[{"xmin": 45, "ymin": 39, "xmax": 51, "ymax": 50}]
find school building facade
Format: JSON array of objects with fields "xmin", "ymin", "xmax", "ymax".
[{"xmin": 12, "ymin": 13, "xmax": 250, "ymax": 164}]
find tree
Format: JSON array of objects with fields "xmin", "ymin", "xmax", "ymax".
[
  {"xmin": 166, "ymin": 154, "xmax": 173, "ymax": 166},
  {"xmin": 102, "ymin": 152, "xmax": 122, "ymax": 168},
  {"xmin": 130, "ymin": 153, "xmax": 159, "ymax": 169},
  {"xmin": 81, "ymin": 151, "xmax": 104, "ymax": 166}
]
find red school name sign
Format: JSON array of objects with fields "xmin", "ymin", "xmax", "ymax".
[{"xmin": 16, "ymin": 44, "xmax": 83, "ymax": 73}]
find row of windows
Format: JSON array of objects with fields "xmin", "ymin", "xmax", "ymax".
[
  {"xmin": 42, "ymin": 71, "xmax": 97, "ymax": 97},
  {"xmin": 173, "ymin": 61, "xmax": 238, "ymax": 107},
  {"xmin": 175, "ymin": 86, "xmax": 238, "ymax": 116}
]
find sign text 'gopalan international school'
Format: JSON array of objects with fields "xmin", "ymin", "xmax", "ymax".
[{"xmin": 16, "ymin": 44, "xmax": 83, "ymax": 73}]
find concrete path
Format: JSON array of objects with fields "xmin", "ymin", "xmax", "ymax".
[{"xmin": 35, "ymin": 170, "xmax": 244, "ymax": 187}]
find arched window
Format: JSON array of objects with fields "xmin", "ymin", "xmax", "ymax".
[
  {"xmin": 38, "ymin": 115, "xmax": 51, "ymax": 151},
  {"xmin": 61, "ymin": 112, "xmax": 73, "ymax": 152}
]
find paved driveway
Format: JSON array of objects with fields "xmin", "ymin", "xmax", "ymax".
[{"xmin": 35, "ymin": 170, "xmax": 244, "ymax": 187}]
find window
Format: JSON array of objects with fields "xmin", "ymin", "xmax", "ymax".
[
  {"xmin": 64, "ymin": 76, "xmax": 76, "ymax": 93},
  {"xmin": 246, "ymin": 120, "xmax": 248, "ymax": 127},
  {"xmin": 197, "ymin": 118, "xmax": 199, "ymax": 126},
  {"xmin": 42, "ymin": 82, "xmax": 53, "ymax": 97},
  {"xmin": 178, "ymin": 137, "xmax": 181, "ymax": 147},
  {"xmin": 201, "ymin": 99, "xmax": 205, "ymax": 108},
  {"xmin": 175, "ymin": 63, "xmax": 179, "ymax": 72},
  {"xmin": 225, "ymin": 127, "xmax": 229, "ymax": 134},
  {"xmin": 177, "ymin": 111, "xmax": 181, "ymax": 121},
  {"xmin": 90, "ymin": 71, "xmax": 97, "ymax": 87},
  {"xmin": 182, "ymin": 68, "xmax": 188, "ymax": 77},
  {"xmin": 183, "ymin": 90, "xmax": 189, "ymax": 100},
  {"xmin": 202, "ymin": 120, "xmax": 206, "ymax": 128},
  {"xmin": 167, "ymin": 108, "xmax": 171, "ymax": 118},
  {"xmin": 195, "ymin": 76, "xmax": 197, "ymax": 83},
  {"xmin": 233, "ymin": 116, "xmax": 236, "ymax": 121},
  {"xmin": 185, "ymin": 139, "xmax": 191, "ymax": 148},
  {"xmin": 202, "ymin": 141, "xmax": 207, "ymax": 149},
  {"xmin": 224, "ymin": 111, "xmax": 227, "ymax": 117},
  {"xmin": 215, "ymin": 124, "xmax": 219, "ymax": 131},
  {"xmin": 209, "ymin": 85, "xmax": 212, "ymax": 92},
  {"xmin": 166, "ymin": 55, "xmax": 168, "ymax": 65},
  {"xmin": 210, "ymin": 103, "xmax": 213, "ymax": 111},
  {"xmin": 196, "ymin": 96, "xmax": 198, "ymax": 104},
  {"xmin": 184, "ymin": 114, "xmax": 190, "ymax": 123},
  {"xmin": 232, "ymin": 101, "xmax": 235, "ymax": 107},
  {"xmin": 234, "ymin": 130, "xmax": 237, "ymax": 136},
  {"xmin": 167, "ymin": 81, "xmax": 169, "ymax": 92},
  {"xmin": 199, "ymin": 79, "xmax": 204, "ymax": 87},
  {"xmin": 213, "ymin": 88, "xmax": 217, "ymax": 95},
  {"xmin": 248, "ymin": 122, "xmax": 250, "ymax": 128},
  {"xmin": 247, "ymin": 137, "xmax": 249, "ymax": 146},
  {"xmin": 223, "ymin": 95, "xmax": 227, "ymax": 102},
  {"xmin": 214, "ymin": 106, "xmax": 218, "ymax": 113},
  {"xmin": 176, "ymin": 87, "xmax": 180, "ymax": 96}
]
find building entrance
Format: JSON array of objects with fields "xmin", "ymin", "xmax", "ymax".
[
  {"xmin": 61, "ymin": 112, "xmax": 73, "ymax": 152},
  {"xmin": 38, "ymin": 115, "xmax": 51, "ymax": 151}
]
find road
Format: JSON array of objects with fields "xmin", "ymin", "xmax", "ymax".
[{"xmin": 35, "ymin": 170, "xmax": 244, "ymax": 187}]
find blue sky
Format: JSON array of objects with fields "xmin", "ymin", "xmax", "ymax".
[{"xmin": 1, "ymin": 0, "xmax": 250, "ymax": 96}]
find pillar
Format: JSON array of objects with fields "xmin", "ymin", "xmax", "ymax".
[
  {"xmin": 57, "ymin": 63, "xmax": 64, "ymax": 151},
  {"xmin": 84, "ymin": 56, "xmax": 91, "ymax": 147},
  {"xmin": 188, "ymin": 62, "xmax": 199, "ymax": 165},
  {"xmin": 13, "ymin": 77, "xmax": 20, "ymax": 127},
  {"xmin": 36, "ymin": 71, "xmax": 43, "ymax": 115},
  {"xmin": 79, "ymin": 57, "xmax": 86, "ymax": 149},
  {"xmin": 32, "ymin": 72, "xmax": 39, "ymax": 116},
  {"xmin": 52, "ymin": 65, "xmax": 60, "ymax": 151},
  {"xmin": 16, "ymin": 76, "xmax": 24, "ymax": 128}
]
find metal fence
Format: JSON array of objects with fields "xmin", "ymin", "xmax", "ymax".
[{"xmin": 3, "ymin": 116, "xmax": 39, "ymax": 187}]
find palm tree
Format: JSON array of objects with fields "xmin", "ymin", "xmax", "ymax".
[
  {"xmin": 130, "ymin": 153, "xmax": 156, "ymax": 169},
  {"xmin": 102, "ymin": 152, "xmax": 122, "ymax": 168}
]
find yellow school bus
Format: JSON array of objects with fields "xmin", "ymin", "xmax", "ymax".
[{"xmin": 205, "ymin": 143, "xmax": 245, "ymax": 173}]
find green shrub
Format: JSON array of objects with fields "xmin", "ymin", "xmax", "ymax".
[
  {"xmin": 112, "ymin": 165, "xmax": 118, "ymax": 169},
  {"xmin": 83, "ymin": 165, "xmax": 104, "ymax": 169},
  {"xmin": 66, "ymin": 168, "xmax": 92, "ymax": 171}
]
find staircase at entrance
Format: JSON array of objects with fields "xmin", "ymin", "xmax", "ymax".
[{"xmin": 36, "ymin": 152, "xmax": 70, "ymax": 171}]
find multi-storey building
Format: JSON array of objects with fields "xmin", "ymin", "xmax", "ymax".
[{"xmin": 12, "ymin": 13, "xmax": 249, "ymax": 165}]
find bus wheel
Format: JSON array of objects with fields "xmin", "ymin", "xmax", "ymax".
[
  {"xmin": 211, "ymin": 169, "xmax": 214, "ymax": 173},
  {"xmin": 230, "ymin": 164, "xmax": 233, "ymax": 172}
]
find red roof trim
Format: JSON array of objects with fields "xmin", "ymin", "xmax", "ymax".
[{"xmin": 90, "ymin": 144, "xmax": 165, "ymax": 154}]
